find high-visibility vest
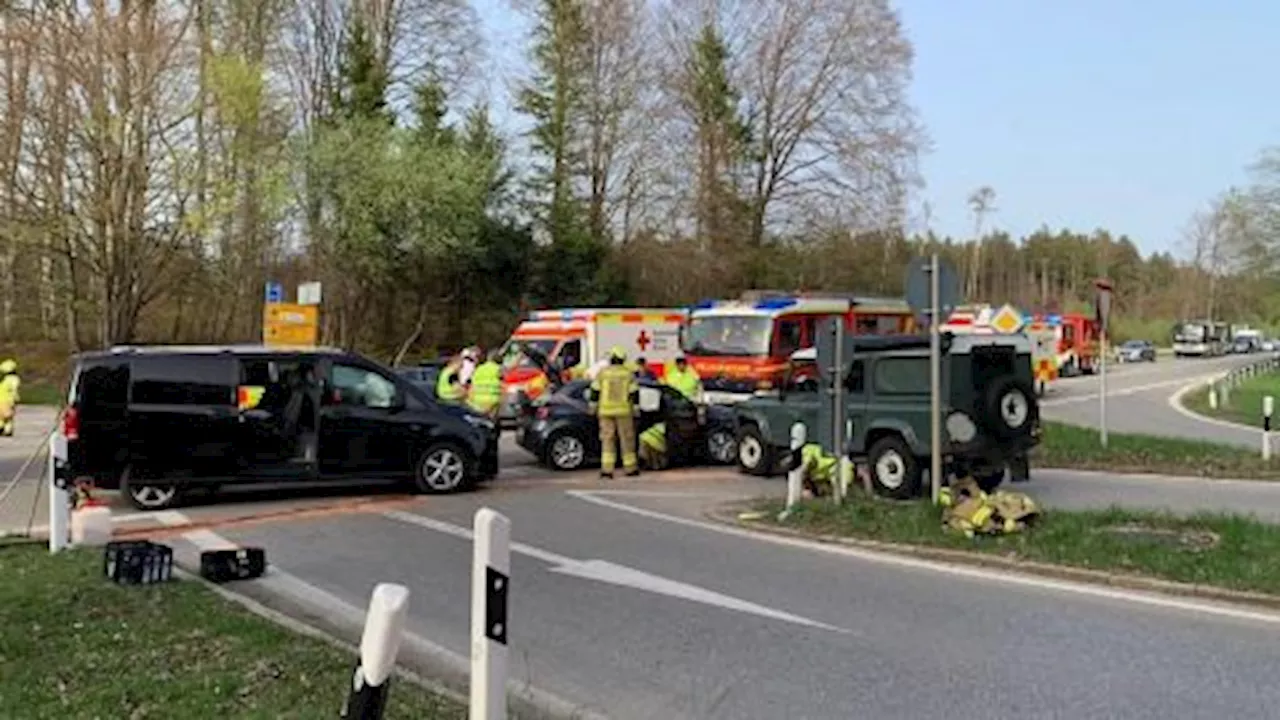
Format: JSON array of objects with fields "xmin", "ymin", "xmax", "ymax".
[
  {"xmin": 801, "ymin": 443, "xmax": 837, "ymax": 483},
  {"xmin": 0, "ymin": 373, "xmax": 18, "ymax": 405},
  {"xmin": 468, "ymin": 362, "xmax": 503, "ymax": 413},
  {"xmin": 665, "ymin": 366, "xmax": 702, "ymax": 401},
  {"xmin": 436, "ymin": 367, "xmax": 463, "ymax": 402},
  {"xmin": 590, "ymin": 364, "xmax": 636, "ymax": 417},
  {"xmin": 639, "ymin": 422, "xmax": 666, "ymax": 452}
]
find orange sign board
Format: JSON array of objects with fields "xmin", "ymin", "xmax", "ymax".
[{"xmin": 263, "ymin": 303, "xmax": 319, "ymax": 347}]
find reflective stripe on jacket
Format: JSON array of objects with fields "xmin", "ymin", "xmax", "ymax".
[
  {"xmin": 639, "ymin": 422, "xmax": 666, "ymax": 452},
  {"xmin": 590, "ymin": 365, "xmax": 637, "ymax": 417}
]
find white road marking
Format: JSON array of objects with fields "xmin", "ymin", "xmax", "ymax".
[
  {"xmin": 568, "ymin": 489, "xmax": 1280, "ymax": 627},
  {"xmin": 1041, "ymin": 372, "xmax": 1225, "ymax": 407},
  {"xmin": 382, "ymin": 509, "xmax": 848, "ymax": 634},
  {"xmin": 1166, "ymin": 372, "xmax": 1266, "ymax": 435}
]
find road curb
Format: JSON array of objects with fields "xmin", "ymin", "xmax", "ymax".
[
  {"xmin": 171, "ymin": 552, "xmax": 610, "ymax": 720},
  {"xmin": 704, "ymin": 504, "xmax": 1280, "ymax": 613}
]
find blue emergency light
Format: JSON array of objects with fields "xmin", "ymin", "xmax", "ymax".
[
  {"xmin": 753, "ymin": 297, "xmax": 798, "ymax": 310},
  {"xmin": 689, "ymin": 299, "xmax": 716, "ymax": 310},
  {"xmin": 1046, "ymin": 314, "xmax": 1062, "ymax": 324}
]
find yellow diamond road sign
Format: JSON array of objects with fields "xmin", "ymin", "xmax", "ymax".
[{"xmin": 990, "ymin": 304, "xmax": 1025, "ymax": 334}]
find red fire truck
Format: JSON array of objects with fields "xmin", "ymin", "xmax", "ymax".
[{"xmin": 682, "ymin": 292, "xmax": 915, "ymax": 404}]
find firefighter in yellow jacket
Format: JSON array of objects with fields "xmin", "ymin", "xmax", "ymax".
[
  {"xmin": 587, "ymin": 346, "xmax": 640, "ymax": 478},
  {"xmin": 0, "ymin": 359, "xmax": 19, "ymax": 437}
]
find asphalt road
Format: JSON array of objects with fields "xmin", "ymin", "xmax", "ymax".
[
  {"xmin": 182, "ymin": 478, "xmax": 1280, "ymax": 719},
  {"xmin": 1042, "ymin": 353, "xmax": 1263, "ymax": 447}
]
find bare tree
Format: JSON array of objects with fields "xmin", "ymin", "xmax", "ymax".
[{"xmin": 965, "ymin": 185, "xmax": 996, "ymax": 298}]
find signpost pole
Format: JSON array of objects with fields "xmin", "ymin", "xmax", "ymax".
[
  {"xmin": 830, "ymin": 316, "xmax": 845, "ymax": 506},
  {"xmin": 1099, "ymin": 331, "xmax": 1108, "ymax": 448},
  {"xmin": 929, "ymin": 253, "xmax": 942, "ymax": 505},
  {"xmin": 1095, "ymin": 279, "xmax": 1113, "ymax": 450}
]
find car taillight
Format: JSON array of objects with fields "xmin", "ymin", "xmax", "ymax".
[
  {"xmin": 536, "ymin": 406, "xmax": 550, "ymax": 420},
  {"xmin": 62, "ymin": 406, "xmax": 80, "ymax": 441}
]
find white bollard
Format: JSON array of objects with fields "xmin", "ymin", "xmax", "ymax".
[
  {"xmin": 341, "ymin": 583, "xmax": 411, "ymax": 719},
  {"xmin": 48, "ymin": 433, "xmax": 69, "ymax": 554},
  {"xmin": 471, "ymin": 508, "xmax": 510, "ymax": 720},
  {"xmin": 1264, "ymin": 396, "xmax": 1274, "ymax": 462},
  {"xmin": 838, "ymin": 457, "xmax": 854, "ymax": 502},
  {"xmin": 780, "ymin": 423, "xmax": 806, "ymax": 520},
  {"xmin": 1222, "ymin": 383, "xmax": 1231, "ymax": 406},
  {"xmin": 1209, "ymin": 386, "xmax": 1218, "ymax": 410}
]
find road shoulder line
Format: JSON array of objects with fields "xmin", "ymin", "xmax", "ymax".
[
  {"xmin": 1167, "ymin": 371, "xmax": 1271, "ymax": 434},
  {"xmin": 568, "ymin": 490, "xmax": 1280, "ymax": 625}
]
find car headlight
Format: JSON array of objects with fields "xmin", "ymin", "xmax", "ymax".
[{"xmin": 945, "ymin": 411, "xmax": 976, "ymax": 443}]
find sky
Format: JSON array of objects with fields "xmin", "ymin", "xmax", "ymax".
[{"xmin": 474, "ymin": 0, "xmax": 1280, "ymax": 258}]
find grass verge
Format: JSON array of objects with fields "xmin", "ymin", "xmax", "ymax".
[
  {"xmin": 19, "ymin": 380, "xmax": 64, "ymax": 406},
  {"xmin": 1033, "ymin": 420, "xmax": 1280, "ymax": 479},
  {"xmin": 750, "ymin": 497, "xmax": 1280, "ymax": 596},
  {"xmin": 1182, "ymin": 370, "xmax": 1280, "ymax": 429},
  {"xmin": 0, "ymin": 544, "xmax": 465, "ymax": 719}
]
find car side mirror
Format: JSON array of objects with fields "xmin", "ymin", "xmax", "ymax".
[{"xmin": 637, "ymin": 387, "xmax": 662, "ymax": 413}]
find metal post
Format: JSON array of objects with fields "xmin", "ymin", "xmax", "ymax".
[
  {"xmin": 471, "ymin": 508, "xmax": 510, "ymax": 720},
  {"xmin": 830, "ymin": 318, "xmax": 845, "ymax": 506},
  {"xmin": 780, "ymin": 422, "xmax": 806, "ymax": 520},
  {"xmin": 928, "ymin": 253, "xmax": 943, "ymax": 504},
  {"xmin": 1264, "ymin": 396, "xmax": 1274, "ymax": 461},
  {"xmin": 838, "ymin": 418, "xmax": 855, "ymax": 500},
  {"xmin": 341, "ymin": 583, "xmax": 411, "ymax": 720},
  {"xmin": 48, "ymin": 433, "xmax": 69, "ymax": 554},
  {"xmin": 1099, "ymin": 330, "xmax": 1108, "ymax": 449}
]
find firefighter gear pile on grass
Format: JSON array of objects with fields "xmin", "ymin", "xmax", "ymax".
[{"xmin": 939, "ymin": 476, "xmax": 1040, "ymax": 538}]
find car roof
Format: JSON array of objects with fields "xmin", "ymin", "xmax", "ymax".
[{"xmin": 76, "ymin": 344, "xmax": 350, "ymax": 362}]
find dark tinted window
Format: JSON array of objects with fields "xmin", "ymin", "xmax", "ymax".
[
  {"xmin": 845, "ymin": 360, "xmax": 865, "ymax": 394},
  {"xmin": 874, "ymin": 357, "xmax": 929, "ymax": 394},
  {"xmin": 73, "ymin": 360, "xmax": 130, "ymax": 417},
  {"xmin": 558, "ymin": 339, "xmax": 582, "ymax": 368},
  {"xmin": 330, "ymin": 363, "xmax": 398, "ymax": 408},
  {"xmin": 660, "ymin": 386, "xmax": 694, "ymax": 413},
  {"xmin": 130, "ymin": 355, "xmax": 234, "ymax": 406}
]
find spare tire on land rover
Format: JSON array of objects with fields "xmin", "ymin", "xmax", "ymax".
[{"xmin": 980, "ymin": 376, "xmax": 1038, "ymax": 440}]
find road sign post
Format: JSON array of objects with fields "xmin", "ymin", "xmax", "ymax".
[
  {"xmin": 780, "ymin": 422, "xmax": 806, "ymax": 520},
  {"xmin": 1095, "ymin": 280, "xmax": 1113, "ymax": 449},
  {"xmin": 471, "ymin": 508, "xmax": 510, "ymax": 720},
  {"xmin": 830, "ymin": 316, "xmax": 845, "ymax": 506},
  {"xmin": 48, "ymin": 433, "xmax": 69, "ymax": 554},
  {"xmin": 341, "ymin": 583, "xmax": 411, "ymax": 719},
  {"xmin": 1264, "ymin": 396, "xmax": 1274, "ymax": 461},
  {"xmin": 905, "ymin": 254, "xmax": 959, "ymax": 506}
]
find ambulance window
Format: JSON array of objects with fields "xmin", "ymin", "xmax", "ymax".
[
  {"xmin": 557, "ymin": 339, "xmax": 582, "ymax": 368},
  {"xmin": 503, "ymin": 339, "xmax": 557, "ymax": 369},
  {"xmin": 801, "ymin": 317, "xmax": 817, "ymax": 345},
  {"xmin": 776, "ymin": 319, "xmax": 802, "ymax": 357}
]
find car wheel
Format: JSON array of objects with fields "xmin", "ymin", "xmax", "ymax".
[
  {"xmin": 867, "ymin": 435, "xmax": 922, "ymax": 499},
  {"xmin": 736, "ymin": 424, "xmax": 775, "ymax": 477},
  {"xmin": 706, "ymin": 428, "xmax": 738, "ymax": 465},
  {"xmin": 121, "ymin": 466, "xmax": 180, "ymax": 511},
  {"xmin": 414, "ymin": 442, "xmax": 474, "ymax": 494},
  {"xmin": 545, "ymin": 431, "xmax": 587, "ymax": 471}
]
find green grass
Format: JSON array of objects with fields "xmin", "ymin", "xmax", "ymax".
[
  {"xmin": 1033, "ymin": 420, "xmax": 1280, "ymax": 479},
  {"xmin": 0, "ymin": 544, "xmax": 465, "ymax": 719},
  {"xmin": 753, "ymin": 497, "xmax": 1280, "ymax": 595},
  {"xmin": 1182, "ymin": 370, "xmax": 1280, "ymax": 429},
  {"xmin": 18, "ymin": 380, "xmax": 64, "ymax": 406}
]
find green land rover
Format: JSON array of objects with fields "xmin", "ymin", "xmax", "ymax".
[{"xmin": 732, "ymin": 333, "xmax": 1040, "ymax": 498}]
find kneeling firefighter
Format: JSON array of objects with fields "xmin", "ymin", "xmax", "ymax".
[
  {"xmin": 638, "ymin": 422, "xmax": 667, "ymax": 470},
  {"xmin": 587, "ymin": 346, "xmax": 639, "ymax": 478},
  {"xmin": 798, "ymin": 442, "xmax": 838, "ymax": 497}
]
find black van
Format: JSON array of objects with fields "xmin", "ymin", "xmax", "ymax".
[{"xmin": 61, "ymin": 345, "xmax": 500, "ymax": 510}]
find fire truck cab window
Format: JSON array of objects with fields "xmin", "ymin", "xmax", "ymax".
[{"xmin": 776, "ymin": 319, "xmax": 802, "ymax": 357}]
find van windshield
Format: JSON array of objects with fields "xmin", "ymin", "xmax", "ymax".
[
  {"xmin": 684, "ymin": 316, "xmax": 773, "ymax": 357},
  {"xmin": 500, "ymin": 339, "xmax": 557, "ymax": 370}
]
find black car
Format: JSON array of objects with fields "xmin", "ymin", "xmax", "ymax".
[
  {"xmin": 515, "ymin": 378, "xmax": 739, "ymax": 471},
  {"xmin": 60, "ymin": 345, "xmax": 500, "ymax": 511}
]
